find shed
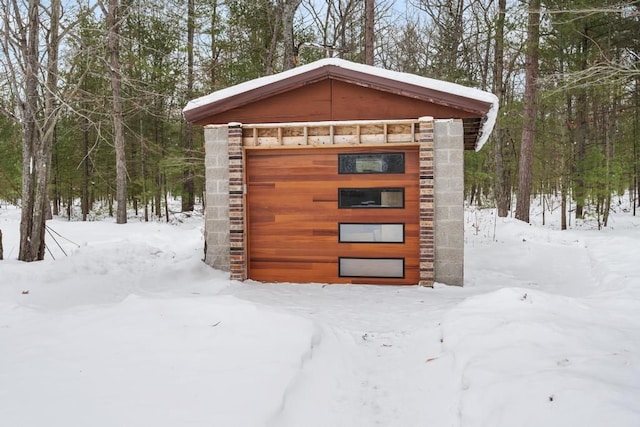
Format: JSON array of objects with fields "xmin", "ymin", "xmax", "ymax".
[{"xmin": 183, "ymin": 58, "xmax": 498, "ymax": 286}]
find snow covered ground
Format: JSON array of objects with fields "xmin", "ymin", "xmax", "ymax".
[{"xmin": 1, "ymin": 200, "xmax": 639, "ymax": 426}]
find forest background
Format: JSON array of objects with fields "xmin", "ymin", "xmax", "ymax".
[{"xmin": 0, "ymin": 0, "xmax": 639, "ymax": 261}]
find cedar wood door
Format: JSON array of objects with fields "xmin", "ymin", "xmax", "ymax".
[{"xmin": 245, "ymin": 146, "xmax": 419, "ymax": 285}]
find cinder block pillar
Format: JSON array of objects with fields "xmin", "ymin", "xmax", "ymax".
[
  {"xmin": 227, "ymin": 123, "xmax": 247, "ymax": 281},
  {"xmin": 418, "ymin": 117, "xmax": 435, "ymax": 287},
  {"xmin": 434, "ymin": 119, "xmax": 464, "ymax": 286},
  {"xmin": 204, "ymin": 126, "xmax": 230, "ymax": 271}
]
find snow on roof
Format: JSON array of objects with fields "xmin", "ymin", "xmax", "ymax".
[{"xmin": 183, "ymin": 58, "xmax": 499, "ymax": 151}]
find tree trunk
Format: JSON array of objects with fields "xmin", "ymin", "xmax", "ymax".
[
  {"xmin": 515, "ymin": 0, "xmax": 540, "ymax": 223},
  {"xmin": 18, "ymin": 0, "xmax": 48, "ymax": 262},
  {"xmin": 210, "ymin": 0, "xmax": 219, "ymax": 89},
  {"xmin": 52, "ymin": 142, "xmax": 60, "ymax": 216},
  {"xmin": 574, "ymin": 30, "xmax": 591, "ymax": 220},
  {"xmin": 364, "ymin": 0, "xmax": 374, "ymax": 65},
  {"xmin": 183, "ymin": 0, "xmax": 195, "ymax": 212},
  {"xmin": 561, "ymin": 184, "xmax": 567, "ymax": 230},
  {"xmin": 155, "ymin": 175, "xmax": 162, "ymax": 219},
  {"xmin": 635, "ymin": 77, "xmax": 639, "ymax": 214},
  {"xmin": 264, "ymin": 2, "xmax": 281, "ymax": 74},
  {"xmin": 107, "ymin": 0, "xmax": 127, "ymax": 224},
  {"xmin": 0, "ymin": 229, "xmax": 3, "ymax": 260},
  {"xmin": 81, "ymin": 114, "xmax": 90, "ymax": 221},
  {"xmin": 603, "ymin": 194, "xmax": 611, "ymax": 227},
  {"xmin": 141, "ymin": 118, "xmax": 148, "ymax": 222},
  {"xmin": 282, "ymin": 0, "xmax": 302, "ymax": 70},
  {"xmin": 493, "ymin": 0, "xmax": 510, "ymax": 217},
  {"xmin": 164, "ymin": 189, "xmax": 169, "ymax": 223}
]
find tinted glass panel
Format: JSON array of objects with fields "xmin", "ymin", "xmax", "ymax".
[
  {"xmin": 339, "ymin": 258, "xmax": 405, "ymax": 278},
  {"xmin": 339, "ymin": 153, "xmax": 404, "ymax": 174},
  {"xmin": 338, "ymin": 188, "xmax": 404, "ymax": 208},
  {"xmin": 339, "ymin": 224, "xmax": 404, "ymax": 243}
]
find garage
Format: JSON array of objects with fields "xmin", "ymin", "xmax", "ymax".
[
  {"xmin": 183, "ymin": 58, "xmax": 498, "ymax": 286},
  {"xmin": 246, "ymin": 145, "xmax": 419, "ymax": 284}
]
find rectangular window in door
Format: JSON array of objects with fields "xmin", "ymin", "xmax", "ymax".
[
  {"xmin": 339, "ymin": 257, "xmax": 405, "ymax": 278},
  {"xmin": 339, "ymin": 223, "xmax": 404, "ymax": 243},
  {"xmin": 338, "ymin": 188, "xmax": 404, "ymax": 208}
]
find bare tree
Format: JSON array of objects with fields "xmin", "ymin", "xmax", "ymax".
[
  {"xmin": 515, "ymin": 0, "xmax": 540, "ymax": 223},
  {"xmin": 104, "ymin": 0, "xmax": 127, "ymax": 224},
  {"xmin": 416, "ymin": 0, "xmax": 469, "ymax": 80},
  {"xmin": 302, "ymin": 0, "xmax": 362, "ymax": 59},
  {"xmin": 19, "ymin": 0, "xmax": 46, "ymax": 260},
  {"xmin": 364, "ymin": 0, "xmax": 374, "ymax": 65},
  {"xmin": 281, "ymin": 0, "xmax": 303, "ymax": 70},
  {"xmin": 383, "ymin": 16, "xmax": 432, "ymax": 73},
  {"xmin": 1, "ymin": 0, "xmax": 63, "ymax": 261}
]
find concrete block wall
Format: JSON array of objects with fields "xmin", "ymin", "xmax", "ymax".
[
  {"xmin": 203, "ymin": 126, "xmax": 230, "ymax": 271},
  {"xmin": 434, "ymin": 119, "xmax": 464, "ymax": 286}
]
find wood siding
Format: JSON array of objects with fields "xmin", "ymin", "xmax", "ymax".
[
  {"xmin": 196, "ymin": 80, "xmax": 479, "ymax": 126},
  {"xmin": 246, "ymin": 146, "xmax": 420, "ymax": 285}
]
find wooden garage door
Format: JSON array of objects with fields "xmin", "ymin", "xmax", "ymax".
[{"xmin": 246, "ymin": 146, "xmax": 419, "ymax": 285}]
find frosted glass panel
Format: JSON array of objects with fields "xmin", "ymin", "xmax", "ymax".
[
  {"xmin": 339, "ymin": 258, "xmax": 404, "ymax": 278},
  {"xmin": 339, "ymin": 224, "xmax": 404, "ymax": 243}
]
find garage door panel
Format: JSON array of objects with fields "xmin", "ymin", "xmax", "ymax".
[
  {"xmin": 246, "ymin": 146, "xmax": 419, "ymax": 285},
  {"xmin": 249, "ymin": 262, "xmax": 334, "ymax": 284},
  {"xmin": 249, "ymin": 232, "xmax": 338, "ymax": 246},
  {"xmin": 251, "ymin": 249, "xmax": 339, "ymax": 261},
  {"xmin": 250, "ymin": 217, "xmax": 338, "ymax": 228},
  {"xmin": 336, "ymin": 210, "xmax": 418, "ymax": 224},
  {"xmin": 249, "ymin": 261, "xmax": 418, "ymax": 285},
  {"xmin": 251, "ymin": 241, "xmax": 412, "ymax": 259},
  {"xmin": 249, "ymin": 260, "xmax": 420, "ymax": 284}
]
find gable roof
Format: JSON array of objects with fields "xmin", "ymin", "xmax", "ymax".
[{"xmin": 183, "ymin": 58, "xmax": 498, "ymax": 151}]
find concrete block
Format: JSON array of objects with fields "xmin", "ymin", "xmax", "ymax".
[
  {"xmin": 435, "ymin": 163, "xmax": 463, "ymax": 180},
  {"xmin": 434, "ymin": 149, "xmax": 450, "ymax": 165},
  {"xmin": 205, "ymin": 126, "xmax": 229, "ymax": 142},
  {"xmin": 205, "ymin": 194, "xmax": 227, "ymax": 208},
  {"xmin": 436, "ymin": 261, "xmax": 463, "ymax": 278},
  {"xmin": 436, "ymin": 120, "xmax": 463, "ymax": 138},
  {"xmin": 209, "ymin": 232, "xmax": 229, "ymax": 246},
  {"xmin": 448, "ymin": 205, "xmax": 464, "ymax": 218},
  {"xmin": 204, "ymin": 206, "xmax": 218, "ymax": 219},
  {"xmin": 435, "ymin": 246, "xmax": 461, "ymax": 260},
  {"xmin": 436, "ymin": 177, "xmax": 464, "ymax": 193},
  {"xmin": 208, "ymin": 218, "xmax": 230, "ymax": 234},
  {"xmin": 206, "ymin": 248, "xmax": 230, "ymax": 271},
  {"xmin": 217, "ymin": 180, "xmax": 229, "ymax": 193},
  {"xmin": 449, "ymin": 149, "xmax": 464, "ymax": 165},
  {"xmin": 207, "ymin": 165, "xmax": 227, "ymax": 178},
  {"xmin": 435, "ymin": 191, "xmax": 463, "ymax": 207},
  {"xmin": 205, "ymin": 155, "xmax": 217, "ymax": 169},
  {"xmin": 435, "ymin": 222, "xmax": 462, "ymax": 247},
  {"xmin": 435, "ymin": 206, "xmax": 451, "ymax": 220}
]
